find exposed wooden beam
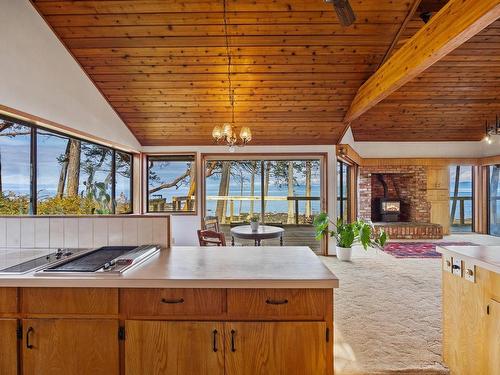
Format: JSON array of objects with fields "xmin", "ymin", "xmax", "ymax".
[
  {"xmin": 377, "ymin": 0, "xmax": 423, "ymax": 69},
  {"xmin": 343, "ymin": 0, "xmax": 500, "ymax": 125}
]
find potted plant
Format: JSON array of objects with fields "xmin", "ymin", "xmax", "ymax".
[
  {"xmin": 249, "ymin": 215, "xmax": 260, "ymax": 232},
  {"xmin": 313, "ymin": 213, "xmax": 387, "ymax": 261}
]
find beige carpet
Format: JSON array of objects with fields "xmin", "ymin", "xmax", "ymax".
[
  {"xmin": 321, "ymin": 234, "xmax": 500, "ymax": 374},
  {"xmin": 321, "ymin": 248, "xmax": 449, "ymax": 374}
]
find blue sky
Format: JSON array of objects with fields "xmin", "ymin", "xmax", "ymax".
[{"xmin": 1, "ymin": 131, "xmax": 129, "ymax": 199}]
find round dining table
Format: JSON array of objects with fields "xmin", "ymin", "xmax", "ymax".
[{"xmin": 230, "ymin": 225, "xmax": 285, "ymax": 246}]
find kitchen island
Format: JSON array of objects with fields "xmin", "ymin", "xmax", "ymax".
[
  {"xmin": 0, "ymin": 246, "xmax": 338, "ymax": 375},
  {"xmin": 437, "ymin": 245, "xmax": 499, "ymax": 375}
]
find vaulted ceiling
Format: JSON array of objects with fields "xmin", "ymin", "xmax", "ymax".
[
  {"xmin": 31, "ymin": 0, "xmax": 413, "ymax": 145},
  {"xmin": 350, "ymin": 7, "xmax": 500, "ymax": 141},
  {"xmin": 30, "ymin": 0, "xmax": 499, "ymax": 145}
]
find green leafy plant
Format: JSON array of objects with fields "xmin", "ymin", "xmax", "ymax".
[
  {"xmin": 313, "ymin": 212, "xmax": 387, "ymax": 250},
  {"xmin": 249, "ymin": 215, "xmax": 259, "ymax": 223}
]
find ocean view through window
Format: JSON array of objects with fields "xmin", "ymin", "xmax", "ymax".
[
  {"xmin": 0, "ymin": 114, "xmax": 133, "ymax": 215},
  {"xmin": 449, "ymin": 165, "xmax": 473, "ymax": 232},
  {"xmin": 203, "ymin": 156, "xmax": 324, "ymax": 253}
]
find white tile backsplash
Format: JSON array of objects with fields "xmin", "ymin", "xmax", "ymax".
[
  {"xmin": 78, "ymin": 218, "xmax": 93, "ymax": 248},
  {"xmin": 49, "ymin": 218, "xmax": 64, "ymax": 248},
  {"xmin": 34, "ymin": 218, "xmax": 50, "ymax": 248},
  {"xmin": 138, "ymin": 218, "xmax": 153, "ymax": 244},
  {"xmin": 20, "ymin": 218, "xmax": 35, "ymax": 248},
  {"xmin": 93, "ymin": 218, "xmax": 109, "ymax": 247},
  {"xmin": 122, "ymin": 219, "xmax": 138, "ymax": 246},
  {"xmin": 63, "ymin": 218, "xmax": 79, "ymax": 248},
  {"xmin": 0, "ymin": 216, "xmax": 169, "ymax": 250},
  {"xmin": 6, "ymin": 218, "xmax": 21, "ymax": 247},
  {"xmin": 108, "ymin": 219, "xmax": 123, "ymax": 246},
  {"xmin": 0, "ymin": 219, "xmax": 6, "ymax": 247}
]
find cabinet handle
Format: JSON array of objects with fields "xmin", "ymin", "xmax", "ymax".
[
  {"xmin": 26, "ymin": 327, "xmax": 34, "ymax": 349},
  {"xmin": 212, "ymin": 329, "xmax": 218, "ymax": 352},
  {"xmin": 266, "ymin": 299, "xmax": 288, "ymax": 305},
  {"xmin": 230, "ymin": 329, "xmax": 236, "ymax": 352},
  {"xmin": 160, "ymin": 298, "xmax": 184, "ymax": 304}
]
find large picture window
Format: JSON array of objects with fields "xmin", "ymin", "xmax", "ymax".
[
  {"xmin": 147, "ymin": 155, "xmax": 196, "ymax": 213},
  {"xmin": 0, "ymin": 114, "xmax": 133, "ymax": 215},
  {"xmin": 203, "ymin": 157, "xmax": 324, "ymax": 254}
]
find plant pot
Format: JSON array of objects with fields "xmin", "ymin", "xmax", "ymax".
[
  {"xmin": 250, "ymin": 222, "xmax": 259, "ymax": 231},
  {"xmin": 336, "ymin": 246, "xmax": 352, "ymax": 261}
]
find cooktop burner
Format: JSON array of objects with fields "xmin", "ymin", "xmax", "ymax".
[
  {"xmin": 0, "ymin": 248, "xmax": 83, "ymax": 274},
  {"xmin": 44, "ymin": 246, "xmax": 137, "ymax": 272}
]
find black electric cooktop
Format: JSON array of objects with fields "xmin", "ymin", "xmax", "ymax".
[{"xmin": 0, "ymin": 249, "xmax": 77, "ymax": 273}]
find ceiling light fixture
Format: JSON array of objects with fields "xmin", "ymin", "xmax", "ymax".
[
  {"xmin": 485, "ymin": 116, "xmax": 500, "ymax": 144},
  {"xmin": 212, "ymin": 0, "xmax": 252, "ymax": 152}
]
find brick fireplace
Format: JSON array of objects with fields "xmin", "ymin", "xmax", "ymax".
[{"xmin": 359, "ymin": 165, "xmax": 442, "ymax": 239}]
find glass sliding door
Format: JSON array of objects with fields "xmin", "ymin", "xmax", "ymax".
[
  {"xmin": 449, "ymin": 165, "xmax": 473, "ymax": 232},
  {"xmin": 337, "ymin": 160, "xmax": 350, "ymax": 222},
  {"xmin": 489, "ymin": 165, "xmax": 500, "ymax": 237},
  {"xmin": 205, "ymin": 160, "xmax": 262, "ymax": 222},
  {"xmin": 204, "ymin": 157, "xmax": 323, "ymax": 253}
]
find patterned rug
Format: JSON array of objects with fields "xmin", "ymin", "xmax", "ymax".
[{"xmin": 382, "ymin": 242, "xmax": 477, "ymax": 258}]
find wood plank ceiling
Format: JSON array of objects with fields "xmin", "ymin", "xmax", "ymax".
[
  {"xmin": 31, "ymin": 0, "xmax": 413, "ymax": 146},
  {"xmin": 351, "ymin": 4, "xmax": 500, "ymax": 141}
]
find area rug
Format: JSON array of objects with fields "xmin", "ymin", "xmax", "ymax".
[{"xmin": 382, "ymin": 242, "xmax": 477, "ymax": 258}]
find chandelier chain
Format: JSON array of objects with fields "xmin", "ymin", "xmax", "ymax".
[{"xmin": 223, "ymin": 0, "xmax": 235, "ymax": 124}]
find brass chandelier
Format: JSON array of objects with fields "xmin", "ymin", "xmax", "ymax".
[{"xmin": 211, "ymin": 0, "xmax": 252, "ymax": 152}]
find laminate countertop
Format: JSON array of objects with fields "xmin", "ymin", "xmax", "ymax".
[
  {"xmin": 0, "ymin": 246, "xmax": 339, "ymax": 288},
  {"xmin": 436, "ymin": 245, "xmax": 500, "ymax": 274}
]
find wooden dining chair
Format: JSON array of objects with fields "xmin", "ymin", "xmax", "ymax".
[
  {"xmin": 202, "ymin": 216, "xmax": 220, "ymax": 232},
  {"xmin": 197, "ymin": 229, "xmax": 226, "ymax": 246}
]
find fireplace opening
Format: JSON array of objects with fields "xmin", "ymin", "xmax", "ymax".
[{"xmin": 380, "ymin": 198, "xmax": 401, "ymax": 222}]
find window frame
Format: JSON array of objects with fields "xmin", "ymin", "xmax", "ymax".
[
  {"xmin": 0, "ymin": 113, "xmax": 134, "ymax": 215},
  {"xmin": 487, "ymin": 164, "xmax": 500, "ymax": 237},
  {"xmin": 145, "ymin": 153, "xmax": 197, "ymax": 215},
  {"xmin": 336, "ymin": 159, "xmax": 351, "ymax": 222}
]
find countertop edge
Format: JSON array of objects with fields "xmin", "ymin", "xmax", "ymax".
[{"xmin": 0, "ymin": 278, "xmax": 339, "ymax": 289}]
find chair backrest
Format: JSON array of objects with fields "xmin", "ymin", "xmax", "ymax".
[
  {"xmin": 197, "ymin": 229, "xmax": 226, "ymax": 246},
  {"xmin": 202, "ymin": 216, "xmax": 220, "ymax": 232}
]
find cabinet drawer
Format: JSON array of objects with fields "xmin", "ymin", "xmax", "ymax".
[
  {"xmin": 120, "ymin": 289, "xmax": 225, "ymax": 317},
  {"xmin": 227, "ymin": 289, "xmax": 328, "ymax": 319},
  {"xmin": 0, "ymin": 288, "xmax": 18, "ymax": 314},
  {"xmin": 21, "ymin": 288, "xmax": 118, "ymax": 315}
]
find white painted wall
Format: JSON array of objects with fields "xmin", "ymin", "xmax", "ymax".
[
  {"xmin": 341, "ymin": 127, "xmax": 499, "ymax": 158},
  {"xmin": 143, "ymin": 145, "xmax": 337, "ymax": 254},
  {"xmin": 0, "ymin": 0, "xmax": 140, "ymax": 150}
]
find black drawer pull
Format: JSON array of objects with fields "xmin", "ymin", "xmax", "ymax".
[
  {"xmin": 26, "ymin": 327, "xmax": 34, "ymax": 349},
  {"xmin": 230, "ymin": 329, "xmax": 236, "ymax": 352},
  {"xmin": 266, "ymin": 299, "xmax": 289, "ymax": 305},
  {"xmin": 212, "ymin": 329, "xmax": 218, "ymax": 352},
  {"xmin": 161, "ymin": 298, "xmax": 185, "ymax": 304}
]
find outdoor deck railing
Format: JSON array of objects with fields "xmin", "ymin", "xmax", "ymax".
[
  {"xmin": 449, "ymin": 196, "xmax": 472, "ymax": 226},
  {"xmin": 206, "ymin": 195, "xmax": 320, "ymax": 224}
]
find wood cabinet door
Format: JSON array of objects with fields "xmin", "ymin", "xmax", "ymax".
[
  {"xmin": 125, "ymin": 320, "xmax": 224, "ymax": 375},
  {"xmin": 225, "ymin": 322, "xmax": 328, "ymax": 375},
  {"xmin": 22, "ymin": 319, "xmax": 119, "ymax": 375},
  {"xmin": 0, "ymin": 319, "xmax": 18, "ymax": 375},
  {"xmin": 488, "ymin": 299, "xmax": 500, "ymax": 374}
]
